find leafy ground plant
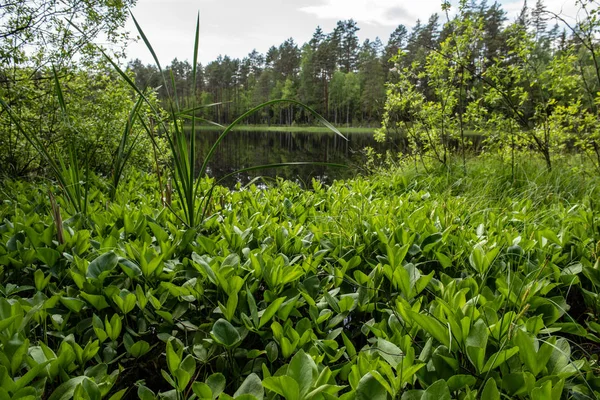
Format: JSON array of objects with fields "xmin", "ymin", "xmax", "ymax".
[{"xmin": 0, "ymin": 158, "xmax": 600, "ymax": 399}]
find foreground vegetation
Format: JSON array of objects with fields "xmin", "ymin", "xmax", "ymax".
[
  {"xmin": 3, "ymin": 1, "xmax": 600, "ymax": 399},
  {"xmin": 1, "ymin": 158, "xmax": 600, "ymax": 399}
]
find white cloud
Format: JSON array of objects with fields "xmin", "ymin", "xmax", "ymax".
[{"xmin": 299, "ymin": 0, "xmax": 442, "ymax": 26}]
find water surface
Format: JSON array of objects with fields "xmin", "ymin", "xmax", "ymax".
[{"xmin": 194, "ymin": 129, "xmax": 399, "ymax": 186}]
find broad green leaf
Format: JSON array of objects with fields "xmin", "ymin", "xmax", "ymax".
[
  {"xmin": 262, "ymin": 376, "xmax": 299, "ymax": 400},
  {"xmin": 37, "ymin": 248, "xmax": 61, "ymax": 267},
  {"xmin": 247, "ymin": 289, "xmax": 259, "ymax": 328},
  {"xmin": 60, "ymin": 297, "xmax": 85, "ymax": 313},
  {"xmin": 181, "ymin": 354, "xmax": 196, "ymax": 377},
  {"xmin": 482, "ymin": 346, "xmax": 520, "ymax": 372},
  {"xmin": 531, "ymin": 380, "xmax": 552, "ymax": 400},
  {"xmin": 409, "ymin": 310, "xmax": 451, "ymax": 348},
  {"xmin": 192, "ymin": 382, "xmax": 212, "ymax": 399},
  {"xmin": 108, "ymin": 389, "xmax": 127, "ymax": 400},
  {"xmin": 137, "ymin": 384, "xmax": 156, "ymax": 400},
  {"xmin": 0, "ymin": 316, "xmax": 17, "ymax": 332},
  {"xmin": 80, "ymin": 292, "xmax": 109, "ymax": 310},
  {"xmin": 422, "ymin": 379, "xmax": 451, "ymax": 400},
  {"xmin": 129, "ymin": 340, "xmax": 150, "ymax": 358},
  {"xmin": 166, "ymin": 339, "xmax": 181, "ymax": 375},
  {"xmin": 234, "ymin": 373, "xmax": 264, "ymax": 400},
  {"xmin": 207, "ymin": 373, "xmax": 226, "ymax": 399},
  {"xmin": 259, "ymin": 297, "xmax": 286, "ymax": 328},
  {"xmin": 211, "ymin": 319, "xmax": 241, "ymax": 348},
  {"xmin": 87, "ymin": 251, "xmax": 119, "ymax": 279},
  {"xmin": 48, "ymin": 376, "xmax": 86, "ymax": 400},
  {"xmin": 481, "ymin": 378, "xmax": 500, "ymax": 400},
  {"xmin": 375, "ymin": 338, "xmax": 403, "ymax": 369},
  {"xmin": 288, "ymin": 350, "xmax": 317, "ymax": 398},
  {"xmin": 355, "ymin": 373, "xmax": 387, "ymax": 400},
  {"xmin": 446, "ymin": 375, "xmax": 476, "ymax": 392},
  {"xmin": 514, "ymin": 329, "xmax": 538, "ymax": 375}
]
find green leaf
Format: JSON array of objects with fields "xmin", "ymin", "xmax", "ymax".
[
  {"xmin": 233, "ymin": 396, "xmax": 259, "ymax": 400},
  {"xmin": 234, "ymin": 373, "xmax": 264, "ymax": 400},
  {"xmin": 82, "ymin": 378, "xmax": 102, "ymax": 400},
  {"xmin": 80, "ymin": 292, "xmax": 110, "ymax": 310},
  {"xmin": 60, "ymin": 297, "xmax": 86, "ymax": 313},
  {"xmin": 13, "ymin": 360, "xmax": 51, "ymax": 391},
  {"xmin": 341, "ymin": 332, "xmax": 356, "ymax": 359},
  {"xmin": 211, "ymin": 319, "xmax": 241, "ymax": 348},
  {"xmin": 112, "ymin": 290, "xmax": 137, "ymax": 314},
  {"xmin": 481, "ymin": 378, "xmax": 500, "ymax": 400},
  {"xmin": 466, "ymin": 319, "xmax": 488, "ymax": 372},
  {"xmin": 375, "ymin": 338, "xmax": 403, "ymax": 369},
  {"xmin": 262, "ymin": 376, "xmax": 299, "ymax": 400},
  {"xmin": 166, "ymin": 339, "xmax": 181, "ymax": 375},
  {"xmin": 469, "ymin": 244, "xmax": 485, "ymax": 273},
  {"xmin": 502, "ymin": 372, "xmax": 535, "ymax": 396},
  {"xmin": 482, "ymin": 347, "xmax": 520, "ymax": 373},
  {"xmin": 266, "ymin": 342, "xmax": 278, "ymax": 363},
  {"xmin": 108, "ymin": 389, "xmax": 127, "ymax": 400},
  {"xmin": 355, "ymin": 373, "xmax": 387, "ymax": 400},
  {"xmin": 206, "ymin": 373, "xmax": 226, "ymax": 399},
  {"xmin": 408, "ymin": 310, "xmax": 451, "ymax": 348},
  {"xmin": 259, "ymin": 297, "xmax": 286, "ymax": 328},
  {"xmin": 247, "ymin": 289, "xmax": 259, "ymax": 328},
  {"xmin": 181, "ymin": 354, "xmax": 196, "ymax": 377},
  {"xmin": 174, "ymin": 368, "xmax": 192, "ymax": 392},
  {"xmin": 192, "ymin": 382, "xmax": 212, "ymax": 399},
  {"xmin": 288, "ymin": 350, "xmax": 317, "ymax": 398},
  {"xmin": 37, "ymin": 248, "xmax": 61, "ymax": 267},
  {"xmin": 435, "ymin": 252, "xmax": 452, "ymax": 268},
  {"xmin": 514, "ymin": 329, "xmax": 538, "ymax": 375},
  {"xmin": 531, "ymin": 381, "xmax": 552, "ymax": 400},
  {"xmin": 0, "ymin": 316, "xmax": 17, "ymax": 332},
  {"xmin": 422, "ymin": 379, "xmax": 451, "ymax": 400},
  {"xmin": 446, "ymin": 375, "xmax": 476, "ymax": 392},
  {"xmin": 48, "ymin": 376, "xmax": 86, "ymax": 400},
  {"xmin": 87, "ymin": 251, "xmax": 119, "ymax": 279},
  {"xmin": 129, "ymin": 340, "xmax": 150, "ymax": 358},
  {"xmin": 137, "ymin": 384, "xmax": 156, "ymax": 400}
]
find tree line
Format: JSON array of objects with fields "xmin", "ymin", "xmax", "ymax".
[
  {"xmin": 126, "ymin": 0, "xmax": 581, "ymax": 132},
  {"xmin": 2, "ymin": 0, "xmax": 600, "ymax": 179},
  {"xmin": 376, "ymin": 0, "xmax": 600, "ymax": 173}
]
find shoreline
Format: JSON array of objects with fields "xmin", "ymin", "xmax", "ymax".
[{"xmin": 192, "ymin": 124, "xmax": 378, "ymax": 134}]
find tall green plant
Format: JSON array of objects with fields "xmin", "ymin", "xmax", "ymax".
[
  {"xmin": 109, "ymin": 96, "xmax": 144, "ymax": 201},
  {"xmin": 102, "ymin": 14, "xmax": 347, "ymax": 228},
  {"xmin": 0, "ymin": 67, "xmax": 91, "ymax": 215}
]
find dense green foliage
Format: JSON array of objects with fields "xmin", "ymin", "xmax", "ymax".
[
  {"xmin": 2, "ymin": 1, "xmax": 600, "ymax": 399},
  {"xmin": 126, "ymin": 0, "xmax": 594, "ymax": 139},
  {"xmin": 1, "ymin": 158, "xmax": 600, "ymax": 399},
  {"xmin": 0, "ymin": 63, "xmax": 164, "ymax": 178},
  {"xmin": 127, "ymin": 20, "xmax": 388, "ymax": 127},
  {"xmin": 1, "ymin": 0, "xmax": 144, "ymax": 179},
  {"xmin": 377, "ymin": 0, "xmax": 600, "ymax": 172}
]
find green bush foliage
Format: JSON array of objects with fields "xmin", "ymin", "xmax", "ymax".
[
  {"xmin": 0, "ymin": 159, "xmax": 599, "ymax": 399},
  {"xmin": 0, "ymin": 62, "xmax": 165, "ymax": 178}
]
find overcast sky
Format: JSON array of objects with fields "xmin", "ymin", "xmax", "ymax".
[{"xmin": 124, "ymin": 0, "xmax": 581, "ymax": 66}]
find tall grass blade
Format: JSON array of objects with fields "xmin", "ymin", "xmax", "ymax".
[
  {"xmin": 52, "ymin": 66, "xmax": 88, "ymax": 214},
  {"xmin": 130, "ymin": 13, "xmax": 167, "ymax": 90},
  {"xmin": 110, "ymin": 95, "xmax": 144, "ymax": 200},
  {"xmin": 0, "ymin": 80, "xmax": 82, "ymax": 213}
]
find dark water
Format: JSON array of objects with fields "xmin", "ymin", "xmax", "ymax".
[{"xmin": 194, "ymin": 130, "xmax": 398, "ymax": 186}]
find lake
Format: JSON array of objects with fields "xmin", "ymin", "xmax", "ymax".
[{"xmin": 194, "ymin": 129, "xmax": 399, "ymax": 186}]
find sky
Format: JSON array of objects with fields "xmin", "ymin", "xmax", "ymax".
[{"xmin": 124, "ymin": 0, "xmax": 581, "ymax": 66}]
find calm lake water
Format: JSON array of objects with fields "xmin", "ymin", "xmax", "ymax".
[{"xmin": 195, "ymin": 129, "xmax": 398, "ymax": 186}]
